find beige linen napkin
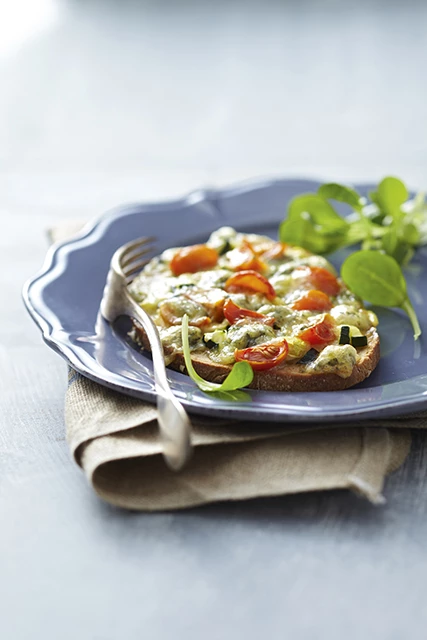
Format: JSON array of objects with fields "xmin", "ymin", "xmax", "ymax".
[{"xmin": 52, "ymin": 223, "xmax": 413, "ymax": 510}]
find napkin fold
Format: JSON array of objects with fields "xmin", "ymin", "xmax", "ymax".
[{"xmin": 52, "ymin": 223, "xmax": 412, "ymax": 510}]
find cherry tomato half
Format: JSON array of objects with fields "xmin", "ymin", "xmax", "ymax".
[
  {"xmin": 292, "ymin": 289, "xmax": 332, "ymax": 312},
  {"xmin": 223, "ymin": 299, "xmax": 275, "ymax": 326},
  {"xmin": 170, "ymin": 244, "xmax": 218, "ymax": 276},
  {"xmin": 261, "ymin": 241, "xmax": 288, "ymax": 261},
  {"xmin": 295, "ymin": 266, "xmax": 340, "ymax": 296},
  {"xmin": 298, "ymin": 315, "xmax": 336, "ymax": 346},
  {"xmin": 235, "ymin": 340, "xmax": 289, "ymax": 371},
  {"xmin": 224, "ymin": 270, "xmax": 276, "ymax": 300},
  {"xmin": 227, "ymin": 240, "xmax": 266, "ymax": 272}
]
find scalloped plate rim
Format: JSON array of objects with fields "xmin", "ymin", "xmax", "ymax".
[{"xmin": 22, "ymin": 177, "xmax": 427, "ymax": 423}]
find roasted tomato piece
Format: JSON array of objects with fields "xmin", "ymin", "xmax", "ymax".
[
  {"xmin": 235, "ymin": 340, "xmax": 289, "ymax": 371},
  {"xmin": 261, "ymin": 241, "xmax": 288, "ymax": 261},
  {"xmin": 292, "ymin": 289, "xmax": 332, "ymax": 312},
  {"xmin": 159, "ymin": 297, "xmax": 211, "ymax": 328},
  {"xmin": 295, "ymin": 266, "xmax": 340, "ymax": 296},
  {"xmin": 187, "ymin": 290, "xmax": 225, "ymax": 323},
  {"xmin": 299, "ymin": 314, "xmax": 336, "ymax": 346},
  {"xmin": 170, "ymin": 244, "xmax": 218, "ymax": 276},
  {"xmin": 223, "ymin": 299, "xmax": 275, "ymax": 326},
  {"xmin": 227, "ymin": 240, "xmax": 266, "ymax": 272},
  {"xmin": 224, "ymin": 270, "xmax": 276, "ymax": 300}
]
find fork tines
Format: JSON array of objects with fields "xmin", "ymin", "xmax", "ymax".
[{"xmin": 118, "ymin": 236, "xmax": 156, "ymax": 283}]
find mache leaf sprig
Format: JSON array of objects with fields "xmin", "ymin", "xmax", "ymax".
[
  {"xmin": 181, "ymin": 314, "xmax": 254, "ymax": 398},
  {"xmin": 279, "ymin": 176, "xmax": 426, "ymax": 340}
]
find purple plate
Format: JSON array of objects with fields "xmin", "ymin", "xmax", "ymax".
[{"xmin": 23, "ymin": 178, "xmax": 427, "ymax": 423}]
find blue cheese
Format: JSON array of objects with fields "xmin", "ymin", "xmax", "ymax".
[
  {"xmin": 330, "ymin": 305, "xmax": 374, "ymax": 332},
  {"xmin": 158, "ymin": 295, "xmax": 207, "ymax": 323},
  {"xmin": 159, "ymin": 325, "xmax": 203, "ymax": 364},
  {"xmin": 128, "ymin": 226, "xmax": 379, "ymax": 374},
  {"xmin": 258, "ymin": 304, "xmax": 297, "ymax": 329},
  {"xmin": 276, "ymin": 255, "xmax": 336, "ymax": 276},
  {"xmin": 309, "ymin": 344, "xmax": 357, "ymax": 378},
  {"xmin": 229, "ymin": 292, "xmax": 270, "ymax": 311},
  {"xmin": 195, "ymin": 268, "xmax": 232, "ymax": 289},
  {"xmin": 129, "ymin": 274, "xmax": 175, "ymax": 309},
  {"xmin": 207, "ymin": 227, "xmax": 237, "ymax": 253},
  {"xmin": 203, "ymin": 329, "xmax": 227, "ymax": 347},
  {"xmin": 269, "ymin": 273, "xmax": 293, "ymax": 296},
  {"xmin": 208, "ymin": 322, "xmax": 276, "ymax": 365},
  {"xmin": 226, "ymin": 322, "xmax": 276, "ymax": 349}
]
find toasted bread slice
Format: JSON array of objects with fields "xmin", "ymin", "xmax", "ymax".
[
  {"xmin": 131, "ymin": 324, "xmax": 380, "ymax": 392},
  {"xmin": 128, "ymin": 226, "xmax": 381, "ymax": 392}
]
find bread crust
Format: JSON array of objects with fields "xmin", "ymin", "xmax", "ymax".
[{"xmin": 132, "ymin": 324, "xmax": 380, "ymax": 392}]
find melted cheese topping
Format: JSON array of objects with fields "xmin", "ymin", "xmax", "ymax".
[{"xmin": 128, "ymin": 227, "xmax": 378, "ymax": 378}]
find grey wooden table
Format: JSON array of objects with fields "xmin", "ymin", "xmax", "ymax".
[{"xmin": 2, "ymin": 1, "xmax": 427, "ymax": 638}]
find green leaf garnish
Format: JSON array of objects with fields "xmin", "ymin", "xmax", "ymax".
[
  {"xmin": 372, "ymin": 177, "xmax": 416, "ymax": 263},
  {"xmin": 280, "ymin": 177, "xmax": 426, "ymax": 264},
  {"xmin": 181, "ymin": 315, "xmax": 254, "ymax": 395},
  {"xmin": 318, "ymin": 183, "xmax": 363, "ymax": 210},
  {"xmin": 401, "ymin": 222, "xmax": 420, "ymax": 245},
  {"xmin": 279, "ymin": 194, "xmax": 349, "ymax": 254},
  {"xmin": 377, "ymin": 176, "xmax": 408, "ymax": 220},
  {"xmin": 208, "ymin": 389, "xmax": 252, "ymax": 402},
  {"xmin": 341, "ymin": 250, "xmax": 421, "ymax": 340},
  {"xmin": 319, "ymin": 182, "xmax": 374, "ymax": 240},
  {"xmin": 277, "ymin": 175, "xmax": 426, "ymax": 342}
]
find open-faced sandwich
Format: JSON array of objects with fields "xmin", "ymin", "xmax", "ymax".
[{"xmin": 128, "ymin": 227, "xmax": 380, "ymax": 391}]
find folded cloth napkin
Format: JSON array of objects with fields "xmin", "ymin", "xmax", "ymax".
[{"xmin": 52, "ymin": 223, "xmax": 412, "ymax": 510}]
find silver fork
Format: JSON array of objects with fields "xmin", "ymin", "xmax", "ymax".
[{"xmin": 100, "ymin": 236, "xmax": 193, "ymax": 471}]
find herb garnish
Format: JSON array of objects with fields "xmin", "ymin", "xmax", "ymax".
[
  {"xmin": 181, "ymin": 315, "xmax": 254, "ymax": 394},
  {"xmin": 280, "ymin": 176, "xmax": 425, "ymax": 339},
  {"xmin": 341, "ymin": 251, "xmax": 421, "ymax": 340}
]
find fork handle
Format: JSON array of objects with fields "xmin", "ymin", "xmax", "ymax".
[{"xmin": 126, "ymin": 294, "xmax": 193, "ymax": 471}]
